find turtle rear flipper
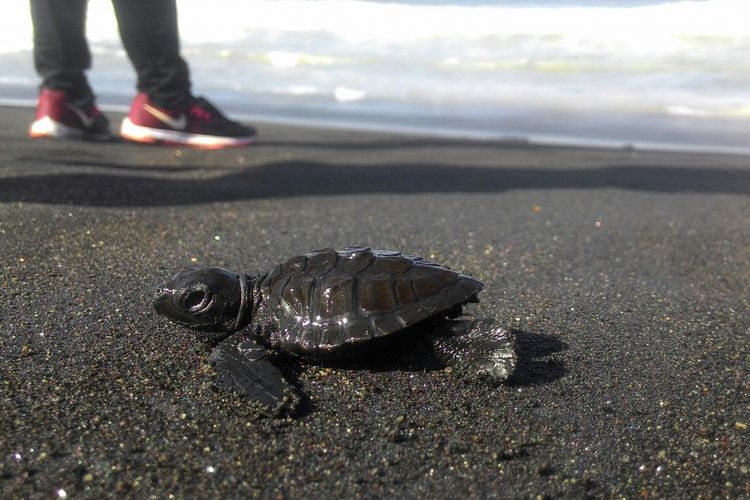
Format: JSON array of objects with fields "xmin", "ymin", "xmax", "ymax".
[
  {"xmin": 208, "ymin": 333, "xmax": 297, "ymax": 413},
  {"xmin": 429, "ymin": 319, "xmax": 516, "ymax": 383}
]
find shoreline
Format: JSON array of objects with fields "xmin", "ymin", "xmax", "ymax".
[{"xmin": 3, "ymin": 92, "xmax": 750, "ymax": 157}]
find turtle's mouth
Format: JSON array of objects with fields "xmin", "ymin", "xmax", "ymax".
[{"xmin": 153, "ymin": 286, "xmax": 175, "ymax": 312}]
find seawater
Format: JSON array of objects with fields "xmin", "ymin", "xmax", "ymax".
[{"xmin": 1, "ymin": 0, "xmax": 748, "ymax": 152}]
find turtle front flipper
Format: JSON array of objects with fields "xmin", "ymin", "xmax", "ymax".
[
  {"xmin": 208, "ymin": 333, "xmax": 297, "ymax": 413},
  {"xmin": 429, "ymin": 319, "xmax": 516, "ymax": 383}
]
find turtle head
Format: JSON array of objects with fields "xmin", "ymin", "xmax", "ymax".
[{"xmin": 153, "ymin": 267, "xmax": 249, "ymax": 337}]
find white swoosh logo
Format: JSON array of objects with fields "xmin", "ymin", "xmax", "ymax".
[
  {"xmin": 143, "ymin": 103, "xmax": 187, "ymax": 130},
  {"xmin": 65, "ymin": 103, "xmax": 95, "ymax": 128}
]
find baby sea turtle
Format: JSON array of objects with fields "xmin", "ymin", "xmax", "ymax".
[{"xmin": 153, "ymin": 247, "xmax": 515, "ymax": 412}]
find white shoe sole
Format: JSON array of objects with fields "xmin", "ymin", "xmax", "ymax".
[
  {"xmin": 120, "ymin": 118, "xmax": 254, "ymax": 149},
  {"xmin": 29, "ymin": 116, "xmax": 111, "ymax": 141}
]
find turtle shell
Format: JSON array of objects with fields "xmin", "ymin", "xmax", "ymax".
[{"xmin": 249, "ymin": 247, "xmax": 483, "ymax": 360}]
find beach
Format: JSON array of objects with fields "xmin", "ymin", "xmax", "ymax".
[{"xmin": 0, "ymin": 104, "xmax": 748, "ymax": 497}]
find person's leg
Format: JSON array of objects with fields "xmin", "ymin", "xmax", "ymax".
[
  {"xmin": 30, "ymin": 0, "xmax": 94, "ymax": 101},
  {"xmin": 113, "ymin": 0, "xmax": 255, "ymax": 148},
  {"xmin": 29, "ymin": 0, "xmax": 110, "ymax": 139},
  {"xmin": 110, "ymin": 0, "xmax": 191, "ymax": 109}
]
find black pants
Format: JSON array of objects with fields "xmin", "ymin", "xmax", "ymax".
[{"xmin": 30, "ymin": 0, "xmax": 192, "ymax": 108}]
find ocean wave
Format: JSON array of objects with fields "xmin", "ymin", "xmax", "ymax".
[{"xmin": 0, "ymin": 0, "xmax": 748, "ymax": 151}]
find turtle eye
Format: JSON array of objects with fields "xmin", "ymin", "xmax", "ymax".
[{"xmin": 181, "ymin": 287, "xmax": 211, "ymax": 313}]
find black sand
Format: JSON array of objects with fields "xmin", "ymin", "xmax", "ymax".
[{"xmin": 1, "ymin": 104, "xmax": 748, "ymax": 498}]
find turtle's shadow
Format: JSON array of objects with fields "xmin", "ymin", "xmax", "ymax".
[
  {"xmin": 269, "ymin": 334, "xmax": 435, "ymax": 417},
  {"xmin": 505, "ymin": 330, "xmax": 568, "ymax": 386},
  {"xmin": 336, "ymin": 328, "xmax": 568, "ymax": 387},
  {"xmin": 283, "ymin": 328, "xmax": 568, "ymax": 415}
]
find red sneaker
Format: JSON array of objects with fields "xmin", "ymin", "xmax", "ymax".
[
  {"xmin": 29, "ymin": 88, "xmax": 112, "ymax": 140},
  {"xmin": 120, "ymin": 93, "xmax": 256, "ymax": 149}
]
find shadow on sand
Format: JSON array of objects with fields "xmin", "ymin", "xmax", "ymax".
[
  {"xmin": 2, "ymin": 157, "xmax": 748, "ymax": 207},
  {"xmin": 506, "ymin": 330, "xmax": 568, "ymax": 387}
]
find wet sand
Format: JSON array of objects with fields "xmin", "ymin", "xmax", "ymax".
[{"xmin": 0, "ymin": 104, "xmax": 748, "ymax": 498}]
